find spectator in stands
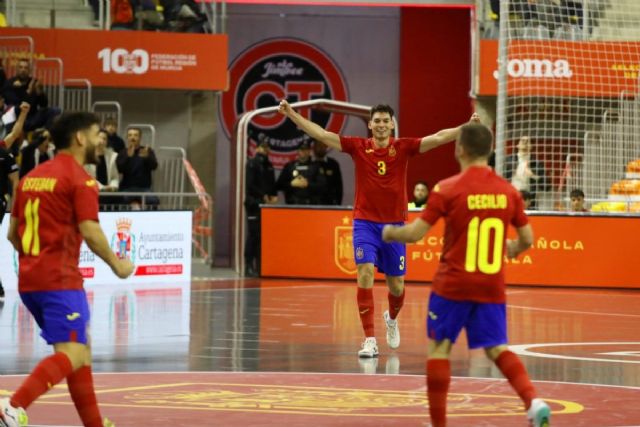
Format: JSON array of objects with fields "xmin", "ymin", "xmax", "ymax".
[
  {"xmin": 164, "ymin": 0, "xmax": 207, "ymax": 33},
  {"xmin": 520, "ymin": 190, "xmax": 536, "ymax": 210},
  {"xmin": 408, "ymin": 180, "xmax": 429, "ymax": 210},
  {"xmin": 311, "ymin": 139, "xmax": 342, "ymax": 205},
  {"xmin": 111, "ymin": 0, "xmax": 135, "ymax": 30},
  {"xmin": 85, "ymin": 129, "xmax": 120, "ymax": 208},
  {"xmin": 244, "ymin": 141, "xmax": 278, "ymax": 277},
  {"xmin": 117, "ymin": 127, "xmax": 158, "ymax": 209},
  {"xmin": 570, "ymin": 188, "xmax": 588, "ymax": 212},
  {"xmin": 104, "ymin": 118, "xmax": 126, "ymax": 153},
  {"xmin": 504, "ymin": 135, "xmax": 549, "ymax": 205},
  {"xmin": 2, "ymin": 59, "xmax": 60, "ymax": 132},
  {"xmin": 19, "ymin": 128, "xmax": 55, "ymax": 178},
  {"xmin": 276, "ymin": 141, "xmax": 324, "ymax": 205}
]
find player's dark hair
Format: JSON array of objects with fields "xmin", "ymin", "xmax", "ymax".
[
  {"xmin": 570, "ymin": 188, "xmax": 585, "ymax": 199},
  {"xmin": 459, "ymin": 123, "xmax": 493, "ymax": 159},
  {"xmin": 370, "ymin": 104, "xmax": 394, "ymax": 119},
  {"xmin": 50, "ymin": 112, "xmax": 100, "ymax": 150}
]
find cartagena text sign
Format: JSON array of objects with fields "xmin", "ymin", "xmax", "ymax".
[
  {"xmin": 261, "ymin": 207, "xmax": 640, "ymax": 288},
  {"xmin": 0, "ymin": 28, "xmax": 228, "ymax": 90}
]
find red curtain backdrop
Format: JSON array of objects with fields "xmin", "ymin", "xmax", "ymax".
[{"xmin": 399, "ymin": 6, "xmax": 473, "ymax": 196}]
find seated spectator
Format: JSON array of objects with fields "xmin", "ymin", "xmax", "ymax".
[
  {"xmin": 570, "ymin": 188, "xmax": 588, "ymax": 212},
  {"xmin": 104, "ymin": 117, "xmax": 126, "ymax": 153},
  {"xmin": 117, "ymin": 127, "xmax": 158, "ymax": 209},
  {"xmin": 408, "ymin": 180, "xmax": 429, "ymax": 210},
  {"xmin": 504, "ymin": 135, "xmax": 549, "ymax": 205},
  {"xmin": 19, "ymin": 128, "xmax": 55, "ymax": 178},
  {"xmin": 311, "ymin": 139, "xmax": 342, "ymax": 205},
  {"xmin": 520, "ymin": 190, "xmax": 536, "ymax": 210},
  {"xmin": 111, "ymin": 0, "xmax": 135, "ymax": 30},
  {"xmin": 2, "ymin": 59, "xmax": 60, "ymax": 132},
  {"xmin": 85, "ymin": 129, "xmax": 120, "ymax": 208}
]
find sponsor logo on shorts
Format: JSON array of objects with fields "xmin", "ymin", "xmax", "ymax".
[
  {"xmin": 356, "ymin": 247, "xmax": 364, "ymax": 260},
  {"xmin": 66, "ymin": 312, "xmax": 81, "ymax": 321}
]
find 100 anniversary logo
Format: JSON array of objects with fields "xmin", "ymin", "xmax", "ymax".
[{"xmin": 220, "ymin": 38, "xmax": 348, "ymax": 169}]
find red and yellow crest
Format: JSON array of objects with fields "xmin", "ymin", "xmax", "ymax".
[{"xmin": 334, "ymin": 224, "xmax": 356, "ymax": 275}]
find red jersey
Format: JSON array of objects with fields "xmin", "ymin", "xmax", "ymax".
[
  {"xmin": 340, "ymin": 136, "xmax": 421, "ymax": 223},
  {"xmin": 12, "ymin": 153, "xmax": 99, "ymax": 292},
  {"xmin": 420, "ymin": 166, "xmax": 528, "ymax": 303}
]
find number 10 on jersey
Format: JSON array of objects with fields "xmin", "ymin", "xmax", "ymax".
[{"xmin": 465, "ymin": 217, "xmax": 504, "ymax": 274}]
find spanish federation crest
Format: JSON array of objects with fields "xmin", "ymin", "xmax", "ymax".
[
  {"xmin": 388, "ymin": 145, "xmax": 396, "ymax": 157},
  {"xmin": 334, "ymin": 225, "xmax": 357, "ymax": 275}
]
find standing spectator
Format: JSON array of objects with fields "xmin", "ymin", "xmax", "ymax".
[
  {"xmin": 570, "ymin": 188, "xmax": 588, "ymax": 212},
  {"xmin": 311, "ymin": 139, "xmax": 343, "ymax": 205},
  {"xmin": 1, "ymin": 112, "xmax": 133, "ymax": 427},
  {"xmin": 244, "ymin": 141, "xmax": 278, "ymax": 277},
  {"xmin": 2, "ymin": 59, "xmax": 59, "ymax": 132},
  {"xmin": 103, "ymin": 118, "xmax": 126, "ymax": 153},
  {"xmin": 1, "ymin": 102, "xmax": 30, "ymax": 152},
  {"xmin": 84, "ymin": 129, "xmax": 119, "ymax": 208},
  {"xmin": 19, "ymin": 128, "xmax": 55, "ymax": 179},
  {"xmin": 276, "ymin": 141, "xmax": 323, "ymax": 205},
  {"xmin": 408, "ymin": 180, "xmax": 429, "ymax": 210},
  {"xmin": 504, "ymin": 136, "xmax": 549, "ymax": 208},
  {"xmin": 278, "ymin": 99, "xmax": 479, "ymax": 358},
  {"xmin": 116, "ymin": 127, "xmax": 158, "ymax": 208},
  {"xmin": 382, "ymin": 123, "xmax": 551, "ymax": 427}
]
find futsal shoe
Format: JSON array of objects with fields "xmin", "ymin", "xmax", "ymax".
[
  {"xmin": 103, "ymin": 417, "xmax": 116, "ymax": 427},
  {"xmin": 0, "ymin": 398, "xmax": 28, "ymax": 427},
  {"xmin": 527, "ymin": 398, "xmax": 551, "ymax": 427},
  {"xmin": 358, "ymin": 337, "xmax": 379, "ymax": 358},
  {"xmin": 383, "ymin": 310, "xmax": 400, "ymax": 349}
]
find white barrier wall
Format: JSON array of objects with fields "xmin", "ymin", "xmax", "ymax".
[{"xmin": 0, "ymin": 211, "xmax": 192, "ymax": 289}]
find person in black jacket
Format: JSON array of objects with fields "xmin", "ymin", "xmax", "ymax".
[
  {"xmin": 276, "ymin": 141, "xmax": 325, "ymax": 205},
  {"xmin": 311, "ymin": 139, "xmax": 343, "ymax": 205},
  {"xmin": 244, "ymin": 141, "xmax": 277, "ymax": 277},
  {"xmin": 116, "ymin": 127, "xmax": 158, "ymax": 209},
  {"xmin": 503, "ymin": 136, "xmax": 550, "ymax": 209},
  {"xmin": 19, "ymin": 128, "xmax": 55, "ymax": 178}
]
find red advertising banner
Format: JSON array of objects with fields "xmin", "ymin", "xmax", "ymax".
[
  {"xmin": 0, "ymin": 28, "xmax": 228, "ymax": 90},
  {"xmin": 477, "ymin": 39, "xmax": 640, "ymax": 97},
  {"xmin": 261, "ymin": 207, "xmax": 640, "ymax": 288}
]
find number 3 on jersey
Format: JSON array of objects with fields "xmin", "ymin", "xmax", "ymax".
[
  {"xmin": 377, "ymin": 161, "xmax": 386, "ymax": 175},
  {"xmin": 465, "ymin": 217, "xmax": 504, "ymax": 274},
  {"xmin": 22, "ymin": 197, "xmax": 41, "ymax": 256}
]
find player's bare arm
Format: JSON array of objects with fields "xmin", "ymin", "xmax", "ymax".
[
  {"xmin": 382, "ymin": 218, "xmax": 431, "ymax": 244},
  {"xmin": 278, "ymin": 99, "xmax": 342, "ymax": 151},
  {"xmin": 4, "ymin": 102, "xmax": 30, "ymax": 149},
  {"xmin": 506, "ymin": 224, "xmax": 534, "ymax": 259},
  {"xmin": 7, "ymin": 216, "xmax": 20, "ymax": 251},
  {"xmin": 419, "ymin": 113, "xmax": 481, "ymax": 153},
  {"xmin": 79, "ymin": 220, "xmax": 135, "ymax": 279}
]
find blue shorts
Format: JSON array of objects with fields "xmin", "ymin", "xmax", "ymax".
[
  {"xmin": 426, "ymin": 292, "xmax": 507, "ymax": 349},
  {"xmin": 353, "ymin": 219, "xmax": 407, "ymax": 276},
  {"xmin": 20, "ymin": 290, "xmax": 91, "ymax": 345}
]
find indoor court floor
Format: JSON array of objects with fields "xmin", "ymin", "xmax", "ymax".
[{"xmin": 1, "ymin": 277, "xmax": 639, "ymax": 426}]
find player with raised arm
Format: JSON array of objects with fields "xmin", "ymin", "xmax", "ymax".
[
  {"xmin": 279, "ymin": 99, "xmax": 478, "ymax": 358},
  {"xmin": 382, "ymin": 123, "xmax": 550, "ymax": 427},
  {"xmin": 0, "ymin": 113, "xmax": 134, "ymax": 427}
]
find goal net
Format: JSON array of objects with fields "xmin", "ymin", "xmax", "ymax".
[{"xmin": 492, "ymin": 0, "xmax": 640, "ymax": 213}]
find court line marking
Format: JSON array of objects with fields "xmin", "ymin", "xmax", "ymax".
[
  {"xmin": 3, "ymin": 371, "xmax": 640, "ymax": 390},
  {"xmin": 509, "ymin": 304, "xmax": 640, "ymax": 319},
  {"xmin": 510, "ymin": 342, "xmax": 640, "ymax": 364}
]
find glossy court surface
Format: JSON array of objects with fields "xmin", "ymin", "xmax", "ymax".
[{"xmin": 1, "ymin": 278, "xmax": 639, "ymax": 426}]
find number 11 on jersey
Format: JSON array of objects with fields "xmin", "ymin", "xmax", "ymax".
[{"xmin": 465, "ymin": 216, "xmax": 504, "ymax": 275}]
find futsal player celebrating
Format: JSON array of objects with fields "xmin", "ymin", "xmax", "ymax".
[
  {"xmin": 1, "ymin": 113, "xmax": 134, "ymax": 427},
  {"xmin": 382, "ymin": 123, "xmax": 550, "ymax": 427},
  {"xmin": 279, "ymin": 99, "xmax": 478, "ymax": 358}
]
